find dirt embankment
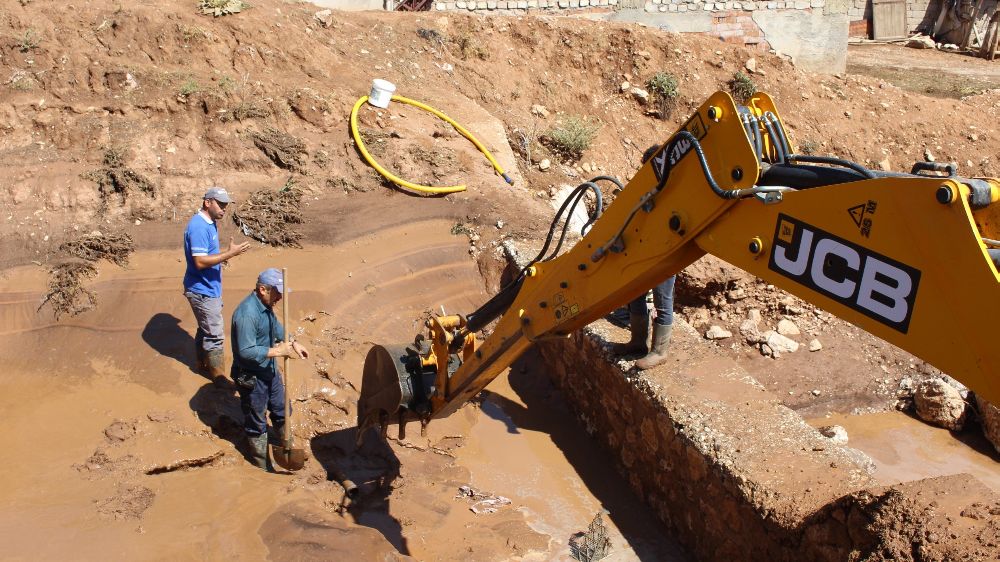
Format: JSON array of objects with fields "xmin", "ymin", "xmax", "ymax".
[{"xmin": 1, "ymin": 1, "xmax": 999, "ymax": 560}]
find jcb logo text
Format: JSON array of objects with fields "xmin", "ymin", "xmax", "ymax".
[{"xmin": 768, "ymin": 214, "xmax": 920, "ymax": 333}]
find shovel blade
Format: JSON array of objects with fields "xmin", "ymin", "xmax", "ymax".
[{"xmin": 271, "ymin": 443, "xmax": 308, "ymax": 471}]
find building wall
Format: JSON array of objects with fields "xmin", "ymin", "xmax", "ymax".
[
  {"xmin": 848, "ymin": 0, "xmax": 943, "ymax": 39},
  {"xmin": 312, "ymin": 0, "xmax": 387, "ymax": 10},
  {"xmin": 434, "ymin": 0, "xmax": 850, "ymax": 72}
]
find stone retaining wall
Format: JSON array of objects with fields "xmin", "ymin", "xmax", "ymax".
[{"xmin": 531, "ymin": 323, "xmax": 999, "ymax": 560}]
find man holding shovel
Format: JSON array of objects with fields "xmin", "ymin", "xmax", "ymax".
[{"xmin": 230, "ymin": 268, "xmax": 308, "ymax": 472}]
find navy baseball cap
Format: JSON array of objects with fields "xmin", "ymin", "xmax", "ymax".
[
  {"xmin": 257, "ymin": 268, "xmax": 287, "ymax": 293},
  {"xmin": 204, "ymin": 186, "xmax": 232, "ymax": 203}
]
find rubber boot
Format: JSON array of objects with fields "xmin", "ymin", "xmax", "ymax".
[
  {"xmin": 248, "ymin": 433, "xmax": 274, "ymax": 472},
  {"xmin": 205, "ymin": 349, "xmax": 229, "ymax": 388},
  {"xmin": 611, "ymin": 316, "xmax": 648, "ymax": 356},
  {"xmin": 635, "ymin": 323, "xmax": 673, "ymax": 370},
  {"xmin": 194, "ymin": 345, "xmax": 208, "ymax": 372}
]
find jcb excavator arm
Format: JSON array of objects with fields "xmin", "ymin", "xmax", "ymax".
[{"xmin": 357, "ymin": 91, "xmax": 1000, "ymax": 441}]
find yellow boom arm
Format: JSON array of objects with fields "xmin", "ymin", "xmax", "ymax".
[{"xmin": 357, "ymin": 91, "xmax": 1000, "ymax": 440}]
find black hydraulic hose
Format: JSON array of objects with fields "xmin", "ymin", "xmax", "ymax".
[
  {"xmin": 760, "ymin": 114, "xmax": 787, "ymax": 164},
  {"xmin": 545, "ymin": 180, "xmax": 606, "ymax": 260},
  {"xmin": 788, "ymin": 154, "xmax": 876, "ymax": 179},
  {"xmin": 463, "ymin": 176, "xmax": 608, "ymax": 336},
  {"xmin": 464, "ymin": 276, "xmax": 524, "ymax": 334},
  {"xmin": 670, "ymin": 130, "xmax": 742, "ymax": 199},
  {"xmin": 739, "ymin": 107, "xmax": 763, "ymax": 161},
  {"xmin": 760, "ymin": 117, "xmax": 784, "ymax": 164},
  {"xmin": 763, "ymin": 112, "xmax": 792, "ymax": 160}
]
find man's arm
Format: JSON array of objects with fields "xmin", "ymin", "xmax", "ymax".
[
  {"xmin": 268, "ymin": 321, "xmax": 309, "ymax": 359},
  {"xmin": 193, "ymin": 237, "xmax": 251, "ymax": 269},
  {"xmin": 233, "ymin": 310, "xmax": 271, "ymax": 368}
]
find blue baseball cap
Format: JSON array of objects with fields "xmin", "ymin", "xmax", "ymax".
[
  {"xmin": 204, "ymin": 186, "xmax": 232, "ymax": 203},
  {"xmin": 257, "ymin": 268, "xmax": 287, "ymax": 293}
]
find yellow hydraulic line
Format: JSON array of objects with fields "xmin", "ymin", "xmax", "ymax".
[{"xmin": 350, "ymin": 94, "xmax": 514, "ymax": 195}]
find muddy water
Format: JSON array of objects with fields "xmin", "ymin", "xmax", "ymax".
[
  {"xmin": 809, "ymin": 412, "xmax": 1000, "ymax": 493},
  {"xmin": 0, "ymin": 218, "xmax": 682, "ymax": 560},
  {"xmin": 459, "ymin": 352, "xmax": 688, "ymax": 561}
]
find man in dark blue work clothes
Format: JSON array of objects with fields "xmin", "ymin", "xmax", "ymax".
[{"xmin": 230, "ymin": 268, "xmax": 309, "ymax": 471}]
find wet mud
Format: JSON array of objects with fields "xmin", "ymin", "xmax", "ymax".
[{"xmin": 0, "ymin": 218, "xmax": 684, "ymax": 561}]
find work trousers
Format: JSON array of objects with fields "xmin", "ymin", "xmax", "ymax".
[
  {"xmin": 185, "ymin": 290, "xmax": 225, "ymax": 353},
  {"xmin": 628, "ymin": 276, "xmax": 676, "ymax": 327},
  {"xmin": 238, "ymin": 372, "xmax": 288, "ymax": 437}
]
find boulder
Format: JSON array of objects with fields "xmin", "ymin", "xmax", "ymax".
[
  {"xmin": 763, "ymin": 330, "xmax": 799, "ymax": 354},
  {"xmin": 818, "ymin": 425, "xmax": 848, "ymax": 444},
  {"xmin": 905, "ymin": 34, "xmax": 935, "ymax": 49},
  {"xmin": 705, "ymin": 325, "xmax": 732, "ymax": 340},
  {"xmin": 776, "ymin": 319, "xmax": 800, "ymax": 336},
  {"xmin": 975, "ymin": 395, "xmax": 1000, "ymax": 454},
  {"xmin": 914, "ymin": 379, "xmax": 968, "ymax": 430}
]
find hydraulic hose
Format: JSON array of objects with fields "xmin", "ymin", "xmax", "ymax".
[{"xmin": 350, "ymin": 94, "xmax": 514, "ymax": 195}]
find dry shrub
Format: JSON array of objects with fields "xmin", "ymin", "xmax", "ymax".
[
  {"xmin": 38, "ymin": 261, "xmax": 98, "ymax": 319},
  {"xmin": 544, "ymin": 116, "xmax": 601, "ymax": 161},
  {"xmin": 221, "ymin": 101, "xmax": 269, "ymax": 122},
  {"xmin": 728, "ymin": 71, "xmax": 756, "ymax": 104},
  {"xmin": 82, "ymin": 147, "xmax": 156, "ymax": 209},
  {"xmin": 198, "ymin": 0, "xmax": 250, "ymax": 17},
  {"xmin": 60, "ymin": 231, "xmax": 135, "ymax": 267},
  {"xmin": 231, "ymin": 183, "xmax": 304, "ymax": 247},
  {"xmin": 252, "ymin": 127, "xmax": 306, "ymax": 171},
  {"xmin": 646, "ymin": 71, "xmax": 680, "ymax": 120}
]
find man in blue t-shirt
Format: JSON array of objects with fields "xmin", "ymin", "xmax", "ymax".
[{"xmin": 183, "ymin": 186, "xmax": 251, "ymax": 385}]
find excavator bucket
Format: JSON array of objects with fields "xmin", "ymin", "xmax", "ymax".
[{"xmin": 357, "ymin": 344, "xmax": 430, "ymax": 444}]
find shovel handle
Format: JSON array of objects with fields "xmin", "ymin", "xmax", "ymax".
[{"xmin": 282, "ymin": 267, "xmax": 292, "ymax": 448}]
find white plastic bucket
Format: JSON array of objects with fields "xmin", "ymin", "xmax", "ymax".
[{"xmin": 368, "ymin": 79, "xmax": 396, "ymax": 109}]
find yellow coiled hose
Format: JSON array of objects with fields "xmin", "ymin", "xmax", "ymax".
[{"xmin": 350, "ymin": 94, "xmax": 514, "ymax": 195}]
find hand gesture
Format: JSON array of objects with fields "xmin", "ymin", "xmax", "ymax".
[{"xmin": 228, "ymin": 237, "xmax": 251, "ymax": 258}]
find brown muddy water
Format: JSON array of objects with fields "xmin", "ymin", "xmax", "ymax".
[
  {"xmin": 0, "ymin": 219, "xmax": 686, "ymax": 561},
  {"xmin": 809, "ymin": 412, "xmax": 1000, "ymax": 493}
]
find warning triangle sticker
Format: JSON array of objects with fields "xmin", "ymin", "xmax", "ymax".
[{"xmin": 848, "ymin": 204, "xmax": 866, "ymax": 228}]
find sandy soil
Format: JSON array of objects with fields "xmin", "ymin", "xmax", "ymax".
[{"xmin": 1, "ymin": 1, "xmax": 998, "ymax": 559}]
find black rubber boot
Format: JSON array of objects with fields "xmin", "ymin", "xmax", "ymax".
[
  {"xmin": 611, "ymin": 315, "xmax": 648, "ymax": 356},
  {"xmin": 205, "ymin": 349, "xmax": 229, "ymax": 388},
  {"xmin": 248, "ymin": 433, "xmax": 274, "ymax": 472},
  {"xmin": 635, "ymin": 323, "xmax": 673, "ymax": 370}
]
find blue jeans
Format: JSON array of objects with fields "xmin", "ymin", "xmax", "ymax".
[
  {"xmin": 628, "ymin": 276, "xmax": 675, "ymax": 327},
  {"xmin": 184, "ymin": 290, "xmax": 224, "ymax": 353},
  {"xmin": 238, "ymin": 372, "xmax": 287, "ymax": 436}
]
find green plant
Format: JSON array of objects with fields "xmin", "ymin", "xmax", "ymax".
[
  {"xmin": 646, "ymin": 72, "xmax": 679, "ymax": 99},
  {"xmin": 8, "ymin": 71, "xmax": 34, "ymax": 91},
  {"xmin": 798, "ymin": 139, "xmax": 820, "ymax": 155},
  {"xmin": 17, "ymin": 29, "xmax": 39, "ymax": 53},
  {"xmin": 646, "ymin": 71, "xmax": 680, "ymax": 119},
  {"xmin": 454, "ymin": 34, "xmax": 489, "ymax": 61},
  {"xmin": 450, "ymin": 222, "xmax": 471, "ymax": 236},
  {"xmin": 178, "ymin": 79, "xmax": 199, "ymax": 97},
  {"xmin": 545, "ymin": 116, "xmax": 601, "ymax": 160},
  {"xmin": 180, "ymin": 24, "xmax": 210, "ymax": 43},
  {"xmin": 198, "ymin": 0, "xmax": 250, "ymax": 17},
  {"xmin": 728, "ymin": 71, "xmax": 756, "ymax": 104}
]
